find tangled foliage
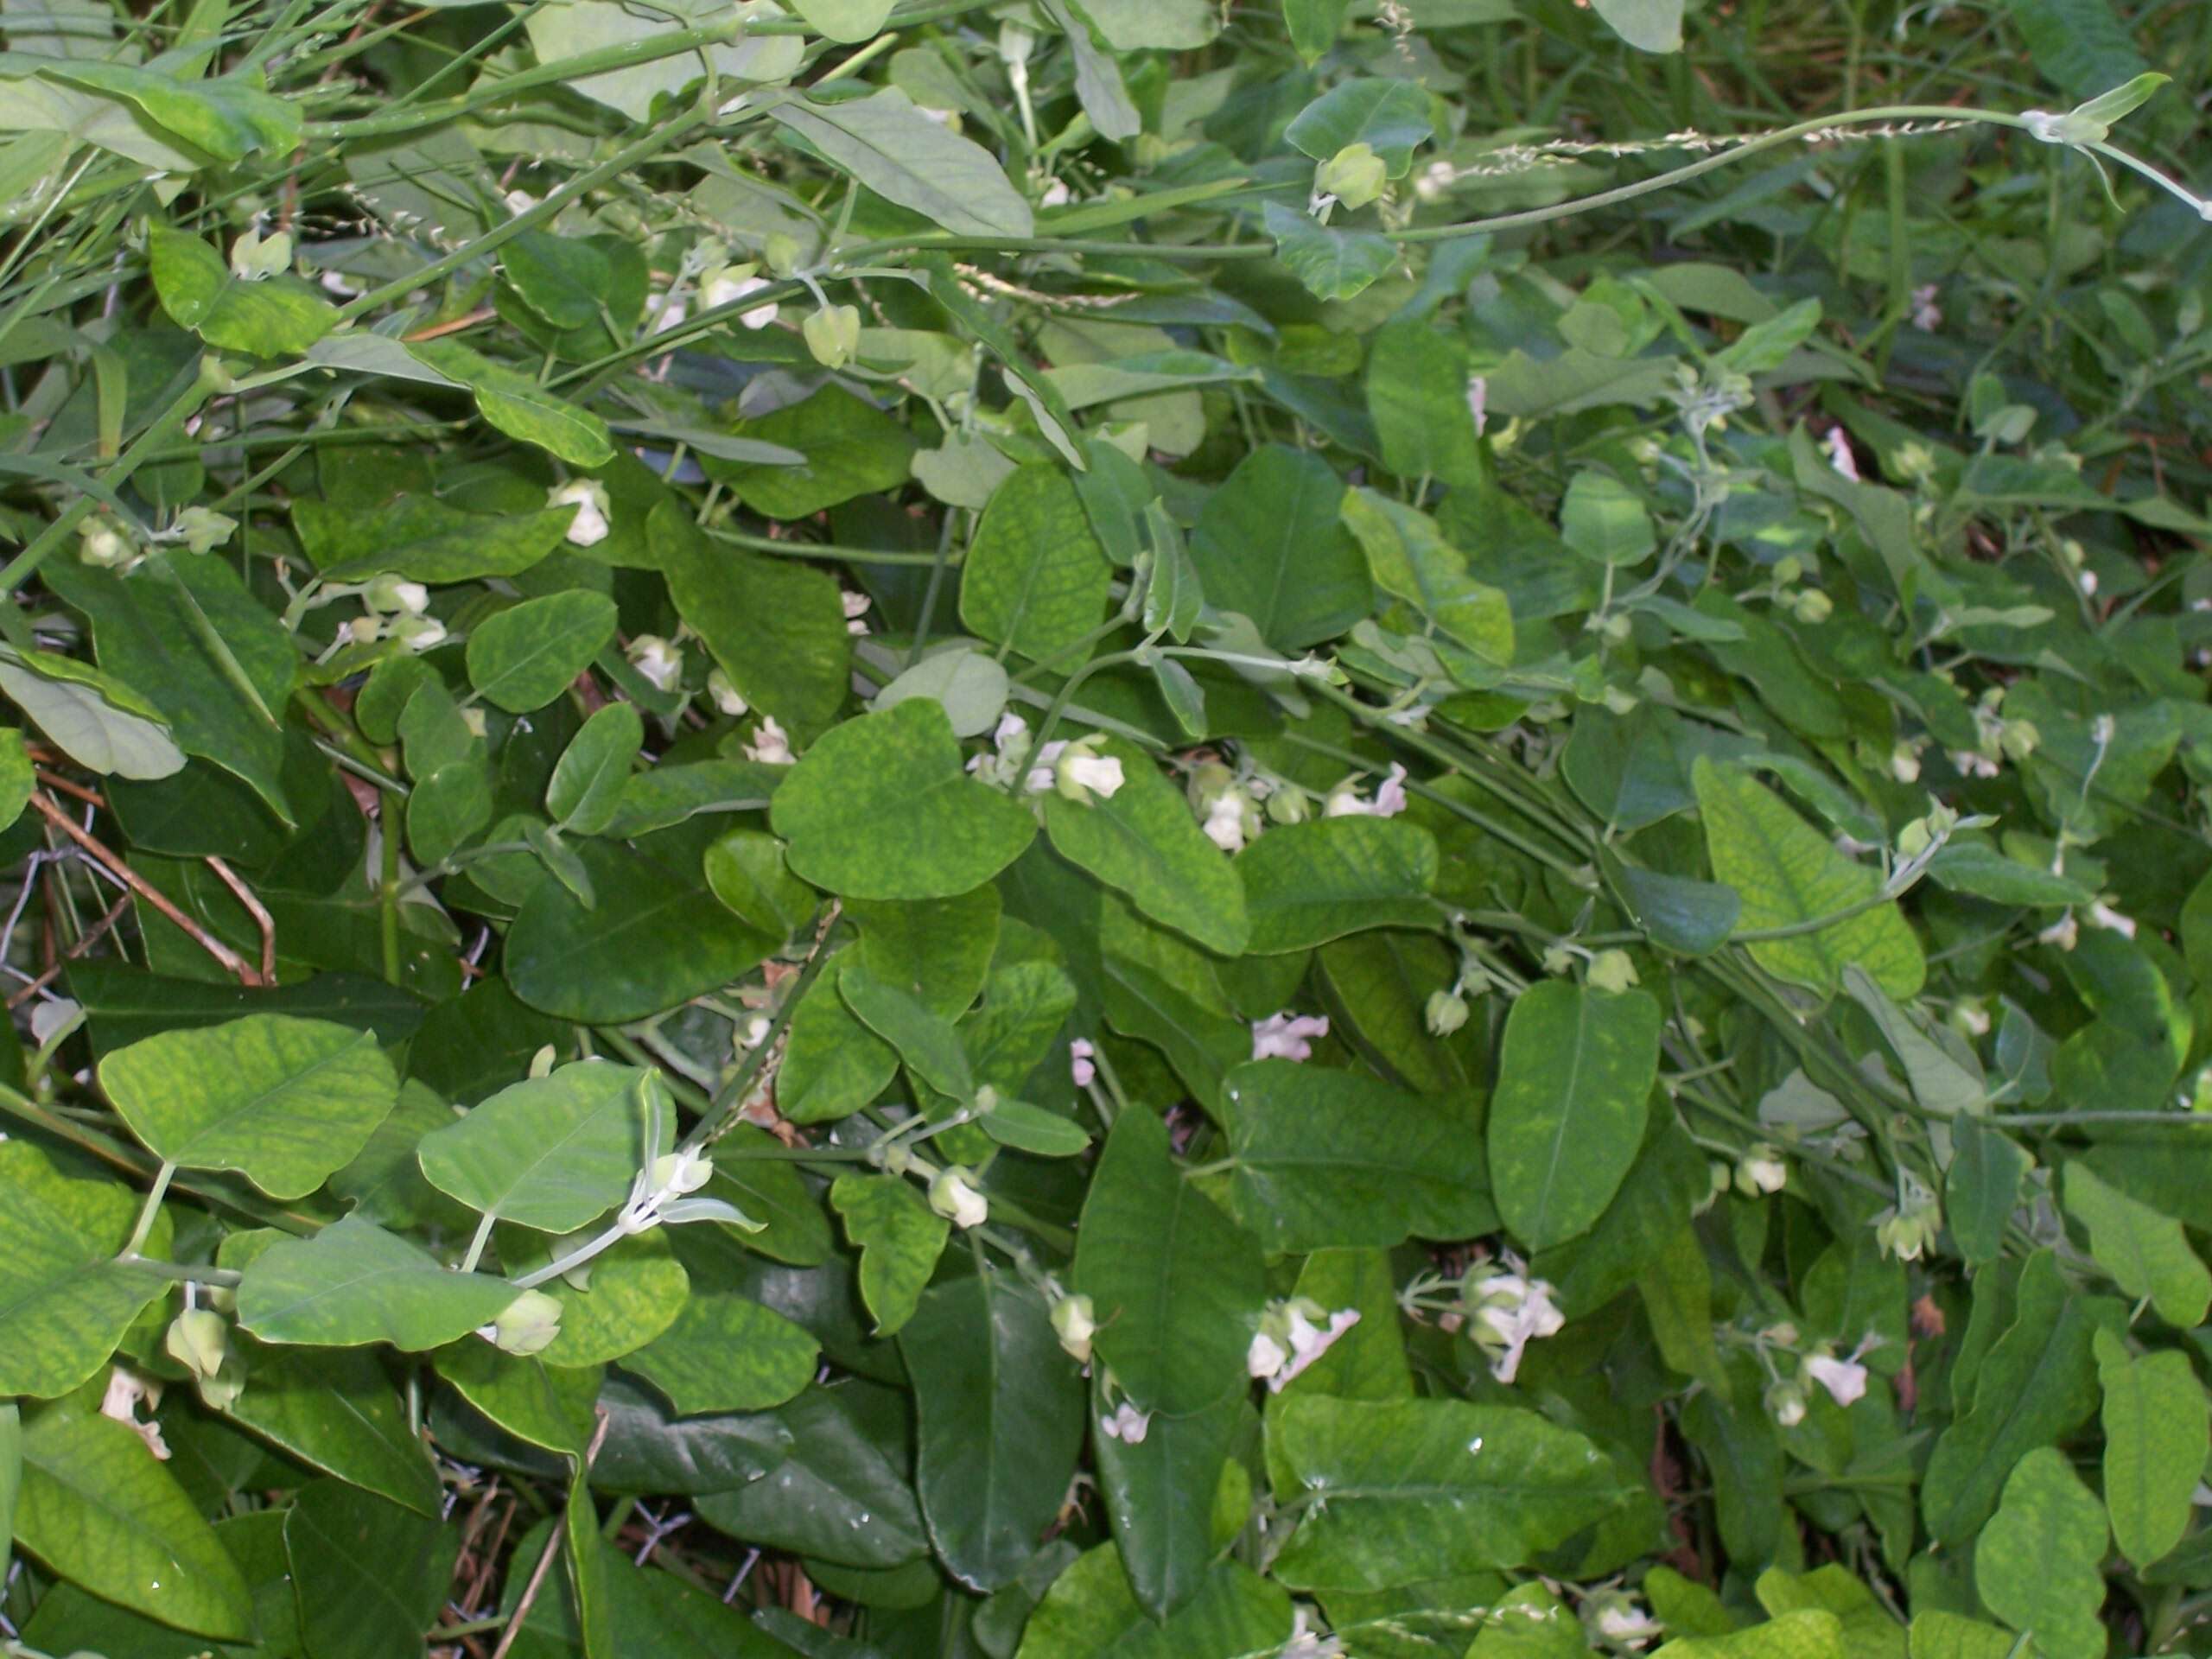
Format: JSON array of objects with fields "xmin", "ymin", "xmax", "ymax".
[{"xmin": 1, "ymin": 0, "xmax": 2210, "ymax": 1655}]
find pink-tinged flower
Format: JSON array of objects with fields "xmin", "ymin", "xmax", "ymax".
[
  {"xmin": 1803, "ymin": 1351, "xmax": 1869, "ymax": 1408},
  {"xmin": 1252, "ymin": 1012, "xmax": 1329, "ymax": 1062},
  {"xmin": 1069, "ymin": 1038, "xmax": 1096, "ymax": 1088}
]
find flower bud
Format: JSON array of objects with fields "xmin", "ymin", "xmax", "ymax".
[
  {"xmin": 1425, "ymin": 989, "xmax": 1469, "ymax": 1038},
  {"xmin": 651, "ymin": 1147, "xmax": 714, "ymax": 1196},
  {"xmin": 78, "ymin": 517, "xmax": 136, "ymax": 569},
  {"xmin": 1766, "ymin": 1379, "xmax": 1808, "ymax": 1427},
  {"xmin": 1050, "ymin": 1294, "xmax": 1096, "ymax": 1363},
  {"xmin": 173, "ymin": 506, "xmax": 237, "ymax": 554},
  {"xmin": 1054, "ymin": 737, "xmax": 1125, "ymax": 804},
  {"xmin": 1792, "ymin": 589, "xmax": 1834, "ymax": 624},
  {"xmin": 929, "ymin": 1166, "xmax": 988, "ymax": 1230},
  {"xmin": 763, "ymin": 232, "xmax": 802, "ymax": 277},
  {"xmin": 1315, "ymin": 143, "xmax": 1388, "ymax": 211},
  {"xmin": 485, "ymin": 1289, "xmax": 564, "ymax": 1356},
  {"xmin": 1587, "ymin": 950, "xmax": 1639, "ymax": 994},
  {"xmin": 1772, "ymin": 556, "xmax": 1804, "ymax": 587},
  {"xmin": 1735, "ymin": 1144, "xmax": 1788, "ymax": 1196},
  {"xmin": 803, "ymin": 303, "xmax": 861, "ymax": 371},
  {"xmin": 627, "ymin": 634, "xmax": 683, "ymax": 693},
  {"xmin": 529, "ymin": 1043, "xmax": 557, "ymax": 1078},
  {"xmin": 703, "ymin": 268, "xmax": 779, "ymax": 329},
  {"xmin": 392, "ymin": 614, "xmax": 448, "ymax": 652},
  {"xmin": 548, "ymin": 480, "xmax": 611, "ymax": 548},
  {"xmin": 166, "ymin": 1308, "xmax": 245, "ymax": 1408},
  {"xmin": 708, "ymin": 668, "xmax": 749, "ymax": 717},
  {"xmin": 365, "ymin": 575, "xmax": 430, "ymax": 615}
]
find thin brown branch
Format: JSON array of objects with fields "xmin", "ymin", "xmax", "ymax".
[
  {"xmin": 27, "ymin": 793, "xmax": 265, "ymax": 987},
  {"xmin": 203, "ymin": 856, "xmax": 276, "ymax": 982},
  {"xmin": 8, "ymin": 893, "xmax": 130, "ymax": 1008}
]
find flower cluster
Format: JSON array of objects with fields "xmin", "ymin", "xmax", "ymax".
[{"xmin": 1247, "ymin": 1298, "xmax": 1361, "ymax": 1392}]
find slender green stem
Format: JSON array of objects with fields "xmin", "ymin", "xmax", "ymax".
[{"xmin": 120, "ymin": 1161, "xmax": 177, "ymax": 1259}]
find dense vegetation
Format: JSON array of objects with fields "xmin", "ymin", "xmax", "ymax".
[{"xmin": 0, "ymin": 0, "xmax": 2209, "ymax": 1654}]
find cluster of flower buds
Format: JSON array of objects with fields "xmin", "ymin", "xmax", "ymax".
[{"xmin": 1247, "ymin": 1297, "xmax": 1361, "ymax": 1393}]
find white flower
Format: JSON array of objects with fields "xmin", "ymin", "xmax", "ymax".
[
  {"xmin": 503, "ymin": 188, "xmax": 538, "ymax": 216},
  {"xmin": 1821, "ymin": 426, "xmax": 1860, "ymax": 481},
  {"xmin": 1803, "ymin": 1351, "xmax": 1869, "ymax": 1409},
  {"xmin": 320, "ymin": 269, "xmax": 360, "ymax": 297},
  {"xmin": 29, "ymin": 997, "xmax": 79, "ymax": 1047},
  {"xmin": 373, "ymin": 577, "xmax": 430, "ymax": 616},
  {"xmin": 1323, "ymin": 765, "xmax": 1408, "ymax": 818},
  {"xmin": 648, "ymin": 293, "xmax": 688, "ymax": 335},
  {"xmin": 1247, "ymin": 1299, "xmax": 1361, "ymax": 1392},
  {"xmin": 394, "ymin": 614, "xmax": 448, "ymax": 652},
  {"xmin": 650, "ymin": 1146, "xmax": 715, "ymax": 1196},
  {"xmin": 1252, "ymin": 1012, "xmax": 1329, "ymax": 1062},
  {"xmin": 1910, "ymin": 284, "xmax": 1942, "ymax": 331},
  {"xmin": 100, "ymin": 1367, "xmax": 171, "ymax": 1460},
  {"xmin": 1890, "ymin": 741, "xmax": 1923, "ymax": 785},
  {"xmin": 703, "ymin": 270, "xmax": 779, "ymax": 330},
  {"xmin": 1950, "ymin": 748, "xmax": 2002, "ymax": 779},
  {"xmin": 2037, "ymin": 911, "xmax": 2080, "ymax": 951},
  {"xmin": 2088, "ymin": 899, "xmax": 2136, "ymax": 938},
  {"xmin": 708, "ymin": 669, "xmax": 749, "ymax": 717},
  {"xmin": 1595, "ymin": 1599, "xmax": 1663, "ymax": 1650},
  {"xmin": 1024, "ymin": 739, "xmax": 1066, "ymax": 795},
  {"xmin": 1466, "ymin": 1255, "xmax": 1566, "ymax": 1384},
  {"xmin": 841, "ymin": 589, "xmax": 872, "ymax": 636},
  {"xmin": 1052, "ymin": 1294, "xmax": 1096, "ymax": 1363},
  {"xmin": 929, "ymin": 1166, "xmax": 988, "ymax": 1230},
  {"xmin": 627, "ymin": 634, "xmax": 683, "ymax": 692},
  {"xmin": 1058, "ymin": 748, "xmax": 1125, "ymax": 803},
  {"xmin": 1098, "ymin": 1401, "xmax": 1151, "ymax": 1443},
  {"xmin": 745, "ymin": 715, "xmax": 795, "ymax": 766},
  {"xmin": 991, "ymin": 711, "xmax": 1028, "ymax": 747},
  {"xmin": 2080, "ymin": 569, "xmax": 2099, "ymax": 597},
  {"xmin": 1204, "ymin": 791, "xmax": 1250, "ymax": 852},
  {"xmin": 1282, "ymin": 1603, "xmax": 1345, "ymax": 1657},
  {"xmin": 549, "ymin": 479, "xmax": 611, "ymax": 547},
  {"xmin": 1069, "ymin": 1038, "xmax": 1096, "ymax": 1088},
  {"xmin": 1039, "ymin": 178, "xmax": 1071, "ymax": 208},
  {"xmin": 1465, "ymin": 375, "xmax": 1487, "ymax": 436},
  {"xmin": 1736, "ymin": 1144, "xmax": 1788, "ymax": 1196},
  {"xmin": 461, "ymin": 708, "xmax": 489, "ymax": 740}
]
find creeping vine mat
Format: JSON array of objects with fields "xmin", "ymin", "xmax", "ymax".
[{"xmin": 0, "ymin": 0, "xmax": 2209, "ymax": 1654}]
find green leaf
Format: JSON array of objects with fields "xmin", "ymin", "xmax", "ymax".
[
  {"xmin": 465, "ymin": 592, "xmax": 620, "ymax": 714},
  {"xmin": 2095, "ymin": 1328, "xmax": 2205, "ymax": 1569},
  {"xmin": 1016, "ymin": 1550, "xmax": 1291, "ymax": 1659},
  {"xmin": 1223, "ymin": 1058, "xmax": 1490, "ymax": 1251},
  {"xmin": 1640, "ymin": 1224, "xmax": 1731, "ymax": 1398},
  {"xmin": 1925, "ymin": 842, "xmax": 2095, "ymax": 908},
  {"xmin": 695, "ymin": 1388, "xmax": 930, "ymax": 1567},
  {"xmin": 1365, "ymin": 320, "xmax": 1484, "ymax": 491},
  {"xmin": 227, "ymin": 1342, "xmax": 442, "ymax": 1513},
  {"xmin": 416, "ymin": 1060, "xmax": 653, "ymax": 1233},
  {"xmin": 626, "ymin": 1292, "xmax": 820, "ymax": 1414},
  {"xmin": 1094, "ymin": 1389, "xmax": 1241, "ymax": 1622},
  {"xmin": 530, "ymin": 1229, "xmax": 688, "ymax": 1367},
  {"xmin": 979, "ymin": 1096, "xmax": 1090, "ymax": 1156},
  {"xmin": 874, "ymin": 646, "xmax": 1011, "ymax": 739},
  {"xmin": 770, "ymin": 700, "xmax": 1038, "ymax": 900},
  {"xmin": 283, "ymin": 1479, "xmax": 456, "ymax": 1659},
  {"xmin": 778, "ymin": 954, "xmax": 900, "ymax": 1123},
  {"xmin": 1592, "ymin": 0, "xmax": 1683, "ymax": 50},
  {"xmin": 1285, "ymin": 79, "xmax": 1433, "ymax": 175},
  {"xmin": 1615, "ymin": 865, "xmax": 1742, "ymax": 956},
  {"xmin": 1263, "ymin": 200, "xmax": 1396, "ymax": 302},
  {"xmin": 1341, "ymin": 488, "xmax": 1514, "ymax": 669},
  {"xmin": 1488, "ymin": 980, "xmax": 1660, "ymax": 1252},
  {"xmin": 767, "ymin": 88, "xmax": 1034, "ymax": 238},
  {"xmin": 831, "ymin": 1173, "xmax": 950, "ymax": 1337},
  {"xmin": 16, "ymin": 1408, "xmax": 253, "ymax": 1641},
  {"xmin": 1945, "ymin": 1116, "xmax": 2030, "ymax": 1268},
  {"xmin": 0, "ymin": 1142, "xmax": 173, "ymax": 1398},
  {"xmin": 438, "ymin": 1344, "xmax": 602, "ymax": 1456},
  {"xmin": 99, "ymin": 1013, "xmax": 397, "ymax": 1200},
  {"xmin": 2063, "ymin": 1162, "xmax": 2211, "ymax": 1326},
  {"xmin": 238, "ymin": 1213, "xmax": 525, "ymax": 1350},
  {"xmin": 706, "ymin": 385, "xmax": 918, "ymax": 521},
  {"xmin": 47, "ymin": 65, "xmax": 299, "ymax": 162},
  {"xmin": 1974, "ymin": 1447, "xmax": 2108, "ymax": 1659},
  {"xmin": 1237, "ymin": 817, "xmax": 1439, "ymax": 953},
  {"xmin": 1041, "ymin": 737, "xmax": 1248, "ymax": 955},
  {"xmin": 703, "ymin": 827, "xmax": 819, "ymax": 942},
  {"xmin": 295, "ymin": 494, "xmax": 575, "ymax": 583},
  {"xmin": 1691, "ymin": 758, "xmax": 1924, "ymax": 1001},
  {"xmin": 901, "ymin": 1274, "xmax": 1088, "ymax": 1592},
  {"xmin": 507, "ymin": 837, "xmax": 777, "ymax": 1022},
  {"xmin": 1075, "ymin": 1108, "xmax": 1266, "ymax": 1417},
  {"xmin": 1999, "ymin": 0, "xmax": 2148, "ymax": 99},
  {"xmin": 841, "ymin": 957, "xmax": 976, "ymax": 1100},
  {"xmin": 655, "ymin": 502, "xmax": 849, "ymax": 744},
  {"xmin": 45, "ymin": 551, "xmax": 296, "ymax": 822},
  {"xmin": 0, "ymin": 726, "xmax": 33, "ymax": 831},
  {"xmin": 523, "ymin": 0, "xmax": 800, "ymax": 123},
  {"xmin": 410, "ymin": 340, "xmax": 615, "ymax": 467},
  {"xmin": 1653, "ymin": 1611, "xmax": 1847, "ymax": 1658},
  {"xmin": 1923, "ymin": 1249, "xmax": 2113, "ymax": 1545},
  {"xmin": 1560, "ymin": 472, "xmax": 1656, "ymax": 565},
  {"xmin": 0, "ymin": 652, "xmax": 186, "ymax": 780},
  {"xmin": 148, "ymin": 229, "xmax": 336, "ymax": 354},
  {"xmin": 959, "ymin": 463, "xmax": 1115, "ymax": 665},
  {"xmin": 1269, "ymin": 1395, "xmax": 1640, "ymax": 1591},
  {"xmin": 1187, "ymin": 444, "xmax": 1370, "ymax": 652},
  {"xmin": 1905, "ymin": 1612, "xmax": 2018, "ymax": 1659},
  {"xmin": 791, "ymin": 0, "xmax": 893, "ymax": 39},
  {"xmin": 1283, "ymin": 0, "xmax": 1351, "ymax": 60},
  {"xmin": 548, "ymin": 702, "xmax": 642, "ymax": 835}
]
